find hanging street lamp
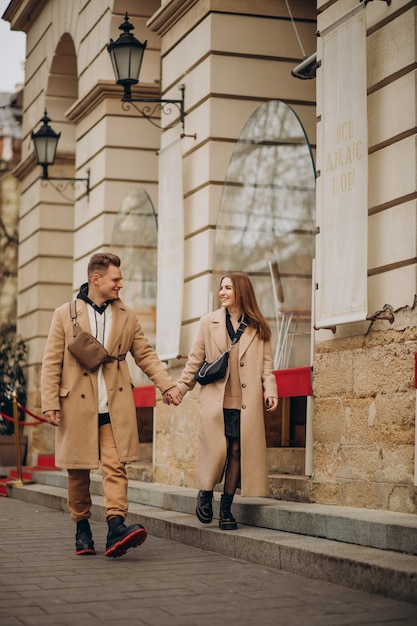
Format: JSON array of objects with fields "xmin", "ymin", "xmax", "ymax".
[
  {"xmin": 31, "ymin": 111, "xmax": 90, "ymax": 198},
  {"xmin": 108, "ymin": 12, "xmax": 186, "ymax": 132}
]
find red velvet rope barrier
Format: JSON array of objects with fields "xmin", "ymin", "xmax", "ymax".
[{"xmin": 0, "ymin": 403, "xmax": 48, "ymax": 426}]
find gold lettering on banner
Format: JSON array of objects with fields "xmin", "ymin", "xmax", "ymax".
[
  {"xmin": 331, "ymin": 170, "xmax": 355, "ymax": 195},
  {"xmin": 325, "ymin": 120, "xmax": 363, "ymax": 196},
  {"xmin": 336, "ymin": 120, "xmax": 353, "ymax": 143}
]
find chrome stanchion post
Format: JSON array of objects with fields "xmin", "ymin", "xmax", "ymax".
[{"xmin": 12, "ymin": 388, "xmax": 23, "ymax": 486}]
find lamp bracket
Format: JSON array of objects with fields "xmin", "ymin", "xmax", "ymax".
[
  {"xmin": 121, "ymin": 83, "xmax": 188, "ymax": 132},
  {"xmin": 122, "ymin": 98, "xmax": 185, "ymax": 131},
  {"xmin": 41, "ymin": 168, "xmax": 90, "ymax": 199}
]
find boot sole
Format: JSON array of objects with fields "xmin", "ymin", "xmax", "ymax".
[
  {"xmin": 219, "ymin": 522, "xmax": 238, "ymax": 530},
  {"xmin": 104, "ymin": 527, "xmax": 147, "ymax": 558},
  {"xmin": 75, "ymin": 547, "xmax": 96, "ymax": 555}
]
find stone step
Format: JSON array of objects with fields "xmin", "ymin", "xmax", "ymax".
[
  {"xmin": 6, "ymin": 476, "xmax": 417, "ymax": 605},
  {"xmin": 0, "ymin": 458, "xmax": 60, "ymax": 497},
  {"xmin": 16, "ymin": 468, "xmax": 417, "ymax": 555}
]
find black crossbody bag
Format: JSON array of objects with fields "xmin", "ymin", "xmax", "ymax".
[{"xmin": 194, "ymin": 319, "xmax": 247, "ymax": 386}]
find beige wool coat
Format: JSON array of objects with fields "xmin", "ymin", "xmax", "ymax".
[
  {"xmin": 41, "ymin": 298, "xmax": 175, "ymax": 469},
  {"xmin": 176, "ymin": 307, "xmax": 278, "ymax": 496}
]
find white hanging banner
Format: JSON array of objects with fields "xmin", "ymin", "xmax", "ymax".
[
  {"xmin": 315, "ymin": 5, "xmax": 368, "ymax": 328},
  {"xmin": 156, "ymin": 138, "xmax": 184, "ymax": 359}
]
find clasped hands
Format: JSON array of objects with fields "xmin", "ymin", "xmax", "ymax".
[
  {"xmin": 43, "ymin": 410, "xmax": 61, "ymax": 427},
  {"xmin": 163, "ymin": 386, "xmax": 182, "ymax": 406}
]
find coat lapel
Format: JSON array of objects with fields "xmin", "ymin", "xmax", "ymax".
[
  {"xmin": 239, "ymin": 325, "xmax": 256, "ymax": 357},
  {"xmin": 107, "ymin": 300, "xmax": 128, "ymax": 354},
  {"xmin": 210, "ymin": 308, "xmax": 228, "ymax": 353},
  {"xmin": 210, "ymin": 308, "xmax": 256, "ymax": 355}
]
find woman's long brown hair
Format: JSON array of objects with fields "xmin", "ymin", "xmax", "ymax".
[{"xmin": 219, "ymin": 272, "xmax": 271, "ymax": 342}]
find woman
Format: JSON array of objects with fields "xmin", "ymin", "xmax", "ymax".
[{"xmin": 176, "ymin": 272, "xmax": 278, "ymax": 530}]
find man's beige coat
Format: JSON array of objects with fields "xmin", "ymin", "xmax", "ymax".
[
  {"xmin": 177, "ymin": 308, "xmax": 278, "ymax": 497},
  {"xmin": 41, "ymin": 298, "xmax": 175, "ymax": 469}
]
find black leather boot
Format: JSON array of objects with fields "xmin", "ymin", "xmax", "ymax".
[
  {"xmin": 196, "ymin": 490, "xmax": 213, "ymax": 524},
  {"xmin": 75, "ymin": 518, "xmax": 95, "ymax": 555},
  {"xmin": 219, "ymin": 493, "xmax": 237, "ymax": 530},
  {"xmin": 104, "ymin": 515, "xmax": 147, "ymax": 558}
]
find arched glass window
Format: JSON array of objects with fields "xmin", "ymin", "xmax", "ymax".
[
  {"xmin": 111, "ymin": 187, "xmax": 158, "ymax": 384},
  {"xmin": 213, "ymin": 100, "xmax": 316, "ymax": 370}
]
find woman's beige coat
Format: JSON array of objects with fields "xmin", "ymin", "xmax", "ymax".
[
  {"xmin": 41, "ymin": 298, "xmax": 175, "ymax": 469},
  {"xmin": 176, "ymin": 307, "xmax": 278, "ymax": 496}
]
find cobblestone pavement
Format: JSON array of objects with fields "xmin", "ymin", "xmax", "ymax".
[{"xmin": 1, "ymin": 498, "xmax": 416, "ymax": 626}]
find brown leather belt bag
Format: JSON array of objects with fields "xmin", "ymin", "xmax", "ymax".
[{"xmin": 67, "ymin": 301, "xmax": 126, "ymax": 372}]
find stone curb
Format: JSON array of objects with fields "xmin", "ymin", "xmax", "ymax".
[{"xmin": 32, "ymin": 469, "xmax": 417, "ymax": 555}]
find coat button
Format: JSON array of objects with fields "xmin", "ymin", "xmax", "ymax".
[
  {"xmin": 81, "ymin": 394, "xmax": 85, "ymax": 399},
  {"xmin": 118, "ymin": 387, "xmax": 123, "ymax": 391},
  {"xmin": 240, "ymin": 362, "xmax": 244, "ymax": 367},
  {"xmin": 83, "ymin": 372, "xmax": 88, "ymax": 377},
  {"xmin": 242, "ymin": 383, "xmax": 246, "ymax": 388},
  {"xmin": 241, "ymin": 404, "xmax": 246, "ymax": 409}
]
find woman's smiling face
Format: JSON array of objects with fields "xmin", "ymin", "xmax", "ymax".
[{"xmin": 219, "ymin": 276, "xmax": 235, "ymax": 309}]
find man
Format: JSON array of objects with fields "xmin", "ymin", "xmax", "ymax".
[{"xmin": 41, "ymin": 252, "xmax": 182, "ymax": 558}]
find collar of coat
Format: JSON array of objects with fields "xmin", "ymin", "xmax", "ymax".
[{"xmin": 210, "ymin": 307, "xmax": 256, "ymax": 356}]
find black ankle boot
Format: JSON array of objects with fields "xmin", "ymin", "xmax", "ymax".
[
  {"xmin": 104, "ymin": 515, "xmax": 147, "ymax": 558},
  {"xmin": 75, "ymin": 519, "xmax": 95, "ymax": 555},
  {"xmin": 196, "ymin": 490, "xmax": 213, "ymax": 524},
  {"xmin": 219, "ymin": 493, "xmax": 237, "ymax": 530}
]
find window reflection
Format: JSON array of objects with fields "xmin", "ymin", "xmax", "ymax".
[
  {"xmin": 213, "ymin": 101, "xmax": 316, "ymax": 369},
  {"xmin": 111, "ymin": 187, "xmax": 158, "ymax": 384}
]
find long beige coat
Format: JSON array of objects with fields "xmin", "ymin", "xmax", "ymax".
[
  {"xmin": 176, "ymin": 308, "xmax": 278, "ymax": 496},
  {"xmin": 41, "ymin": 298, "xmax": 175, "ymax": 469}
]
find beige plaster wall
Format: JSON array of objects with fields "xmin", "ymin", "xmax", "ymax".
[
  {"xmin": 149, "ymin": 0, "xmax": 317, "ymax": 488},
  {"xmin": 10, "ymin": 0, "xmax": 161, "ymax": 460},
  {"xmin": 8, "ymin": 0, "xmax": 415, "ymax": 515},
  {"xmin": 314, "ymin": 0, "xmax": 417, "ymax": 512}
]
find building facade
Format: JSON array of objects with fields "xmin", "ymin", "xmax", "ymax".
[
  {"xmin": 3, "ymin": 0, "xmax": 416, "ymax": 513},
  {"xmin": 0, "ymin": 89, "xmax": 22, "ymax": 333}
]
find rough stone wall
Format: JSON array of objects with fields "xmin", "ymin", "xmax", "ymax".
[
  {"xmin": 312, "ymin": 304, "xmax": 417, "ymax": 513},
  {"xmin": 153, "ymin": 364, "xmax": 199, "ymax": 488}
]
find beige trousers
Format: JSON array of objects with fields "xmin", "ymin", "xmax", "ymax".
[{"xmin": 67, "ymin": 423, "xmax": 128, "ymax": 522}]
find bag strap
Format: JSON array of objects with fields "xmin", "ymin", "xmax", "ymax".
[
  {"xmin": 69, "ymin": 300, "xmax": 81, "ymax": 336},
  {"xmin": 226, "ymin": 318, "xmax": 248, "ymax": 352}
]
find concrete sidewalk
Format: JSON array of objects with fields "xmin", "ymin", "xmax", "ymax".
[
  {"xmin": 1, "ymin": 498, "xmax": 417, "ymax": 626},
  {"xmin": 4, "ymin": 469, "xmax": 417, "ymax": 607}
]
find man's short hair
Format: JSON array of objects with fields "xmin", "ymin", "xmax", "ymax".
[{"xmin": 88, "ymin": 253, "xmax": 121, "ymax": 279}]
